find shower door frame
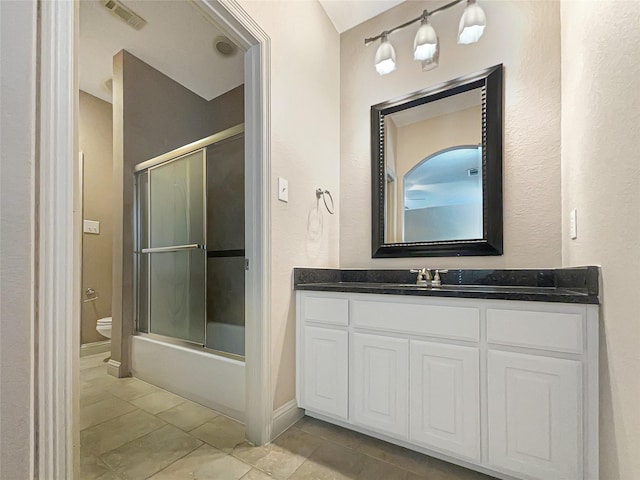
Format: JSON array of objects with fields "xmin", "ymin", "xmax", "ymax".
[
  {"xmin": 134, "ymin": 125, "xmax": 246, "ymax": 359},
  {"xmin": 37, "ymin": 0, "xmax": 273, "ymax": 477}
]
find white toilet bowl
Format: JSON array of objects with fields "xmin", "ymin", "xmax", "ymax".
[{"xmin": 96, "ymin": 316, "xmax": 112, "ymax": 339}]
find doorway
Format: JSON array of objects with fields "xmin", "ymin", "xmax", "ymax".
[{"xmin": 37, "ymin": 1, "xmax": 271, "ymax": 476}]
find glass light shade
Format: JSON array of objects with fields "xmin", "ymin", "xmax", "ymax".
[
  {"xmin": 458, "ymin": 0, "xmax": 486, "ymax": 44},
  {"xmin": 413, "ymin": 20, "xmax": 438, "ymax": 61},
  {"xmin": 374, "ymin": 37, "xmax": 396, "ymax": 75},
  {"xmin": 421, "ymin": 42, "xmax": 439, "ymax": 71}
]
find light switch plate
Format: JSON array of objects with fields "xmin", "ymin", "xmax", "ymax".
[
  {"xmin": 84, "ymin": 219, "xmax": 100, "ymax": 235},
  {"xmin": 570, "ymin": 208, "xmax": 577, "ymax": 239},
  {"xmin": 278, "ymin": 177, "xmax": 289, "ymax": 202}
]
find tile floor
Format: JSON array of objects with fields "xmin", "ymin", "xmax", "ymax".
[{"xmin": 80, "ymin": 353, "xmax": 495, "ymax": 479}]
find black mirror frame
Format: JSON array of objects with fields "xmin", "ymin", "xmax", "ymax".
[{"xmin": 371, "ymin": 64, "xmax": 504, "ymax": 258}]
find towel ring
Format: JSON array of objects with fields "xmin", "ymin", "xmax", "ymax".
[{"xmin": 316, "ymin": 188, "xmax": 335, "ymax": 215}]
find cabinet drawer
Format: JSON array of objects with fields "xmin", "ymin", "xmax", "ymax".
[
  {"xmin": 352, "ymin": 300, "xmax": 479, "ymax": 342},
  {"xmin": 302, "ymin": 295, "xmax": 349, "ymax": 326},
  {"xmin": 487, "ymin": 309, "xmax": 583, "ymax": 353}
]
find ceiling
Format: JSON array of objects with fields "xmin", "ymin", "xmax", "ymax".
[
  {"xmin": 388, "ymin": 89, "xmax": 482, "ymax": 128},
  {"xmin": 79, "ymin": 0, "xmax": 244, "ymax": 104},
  {"xmin": 319, "ymin": 0, "xmax": 406, "ymax": 33}
]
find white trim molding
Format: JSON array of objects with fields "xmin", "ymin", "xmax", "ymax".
[
  {"xmin": 79, "ymin": 341, "xmax": 111, "ymax": 357},
  {"xmin": 197, "ymin": 0, "xmax": 273, "ymax": 446},
  {"xmin": 37, "ymin": 0, "xmax": 78, "ymax": 478},
  {"xmin": 272, "ymin": 400, "xmax": 304, "ymax": 441}
]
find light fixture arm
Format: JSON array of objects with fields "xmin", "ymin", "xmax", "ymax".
[{"xmin": 364, "ymin": 0, "xmax": 466, "ymax": 45}]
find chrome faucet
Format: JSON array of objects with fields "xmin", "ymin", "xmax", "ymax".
[
  {"xmin": 410, "ymin": 268, "xmax": 449, "ymax": 287},
  {"xmin": 432, "ymin": 269, "xmax": 449, "ymax": 287},
  {"xmin": 411, "ymin": 268, "xmax": 433, "ymax": 286}
]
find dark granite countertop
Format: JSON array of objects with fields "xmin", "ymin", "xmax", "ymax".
[{"xmin": 293, "ymin": 267, "xmax": 600, "ymax": 304}]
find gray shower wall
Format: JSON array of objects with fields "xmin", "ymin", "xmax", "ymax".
[
  {"xmin": 206, "ymin": 137, "xmax": 245, "ymax": 331},
  {"xmin": 112, "ymin": 49, "xmax": 244, "ymax": 372}
]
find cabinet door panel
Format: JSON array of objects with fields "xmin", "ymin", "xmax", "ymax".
[
  {"xmin": 352, "ymin": 332, "xmax": 408, "ymax": 438},
  {"xmin": 410, "ymin": 341, "xmax": 480, "ymax": 461},
  {"xmin": 303, "ymin": 326, "xmax": 348, "ymax": 419},
  {"xmin": 488, "ymin": 350, "xmax": 582, "ymax": 480}
]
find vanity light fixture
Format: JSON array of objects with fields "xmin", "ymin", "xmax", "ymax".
[
  {"xmin": 374, "ymin": 33, "xmax": 397, "ymax": 75},
  {"xmin": 458, "ymin": 0, "xmax": 486, "ymax": 44},
  {"xmin": 365, "ymin": 0, "xmax": 486, "ymax": 75},
  {"xmin": 413, "ymin": 13, "xmax": 438, "ymax": 61}
]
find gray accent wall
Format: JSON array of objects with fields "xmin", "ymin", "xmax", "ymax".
[{"xmin": 206, "ymin": 136, "xmax": 245, "ymax": 355}]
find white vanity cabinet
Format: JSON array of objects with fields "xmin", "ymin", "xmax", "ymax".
[
  {"xmin": 296, "ymin": 290, "xmax": 599, "ymax": 480},
  {"xmin": 487, "ymin": 350, "xmax": 582, "ymax": 479},
  {"xmin": 297, "ymin": 295, "xmax": 349, "ymax": 419},
  {"xmin": 410, "ymin": 340, "xmax": 480, "ymax": 462},
  {"xmin": 351, "ymin": 332, "xmax": 409, "ymax": 438},
  {"xmin": 302, "ymin": 326, "xmax": 348, "ymax": 419}
]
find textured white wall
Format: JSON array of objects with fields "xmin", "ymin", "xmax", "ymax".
[
  {"xmin": 340, "ymin": 0, "xmax": 562, "ymax": 268},
  {"xmin": 238, "ymin": 0, "xmax": 341, "ymax": 410},
  {"xmin": 0, "ymin": 1, "xmax": 37, "ymax": 477},
  {"xmin": 561, "ymin": 2, "xmax": 640, "ymax": 478}
]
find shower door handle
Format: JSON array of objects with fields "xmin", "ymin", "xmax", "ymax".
[{"xmin": 141, "ymin": 244, "xmax": 205, "ymax": 253}]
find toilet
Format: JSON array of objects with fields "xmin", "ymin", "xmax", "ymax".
[{"xmin": 96, "ymin": 316, "xmax": 112, "ymax": 339}]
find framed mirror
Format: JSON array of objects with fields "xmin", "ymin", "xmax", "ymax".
[{"xmin": 371, "ymin": 64, "xmax": 503, "ymax": 258}]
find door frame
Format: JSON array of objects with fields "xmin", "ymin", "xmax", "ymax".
[{"xmin": 37, "ymin": 0, "xmax": 272, "ymax": 477}]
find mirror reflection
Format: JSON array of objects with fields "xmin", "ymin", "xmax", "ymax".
[{"xmin": 384, "ymin": 88, "xmax": 483, "ymax": 243}]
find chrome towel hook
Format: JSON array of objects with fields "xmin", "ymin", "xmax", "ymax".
[{"xmin": 316, "ymin": 188, "xmax": 335, "ymax": 214}]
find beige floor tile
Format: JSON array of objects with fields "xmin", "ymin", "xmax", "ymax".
[
  {"xmin": 149, "ymin": 444, "xmax": 251, "ymax": 480},
  {"xmin": 107, "ymin": 378, "xmax": 161, "ymax": 401},
  {"xmin": 80, "ymin": 450, "xmax": 114, "ymax": 480},
  {"xmin": 130, "ymin": 390, "xmax": 185, "ymax": 414},
  {"xmin": 80, "ymin": 385, "xmax": 117, "ymax": 408},
  {"xmin": 81, "ymin": 372, "xmax": 119, "ymax": 391},
  {"xmin": 289, "ymin": 442, "xmax": 366, "ymax": 480},
  {"xmin": 157, "ymin": 399, "xmax": 219, "ymax": 431},
  {"xmin": 80, "ymin": 353, "xmax": 111, "ymax": 371},
  {"xmin": 100, "ymin": 424, "xmax": 202, "ymax": 479},
  {"xmin": 272, "ymin": 426, "xmax": 326, "ymax": 455},
  {"xmin": 80, "ymin": 396, "xmax": 137, "ymax": 431},
  {"xmin": 240, "ymin": 469, "xmax": 276, "ymax": 480},
  {"xmin": 355, "ymin": 457, "xmax": 413, "ymax": 480},
  {"xmin": 356, "ymin": 435, "xmax": 433, "ymax": 477},
  {"xmin": 82, "ymin": 365, "xmax": 112, "ymax": 382},
  {"xmin": 232, "ymin": 427, "xmax": 324, "ymax": 479},
  {"xmin": 95, "ymin": 471, "xmax": 123, "ymax": 480},
  {"xmin": 233, "ymin": 443, "xmax": 305, "ymax": 480},
  {"xmin": 411, "ymin": 455, "xmax": 495, "ymax": 480},
  {"xmin": 81, "ymin": 409, "xmax": 166, "ymax": 455},
  {"xmin": 295, "ymin": 416, "xmax": 365, "ymax": 449},
  {"xmin": 190, "ymin": 416, "xmax": 246, "ymax": 453}
]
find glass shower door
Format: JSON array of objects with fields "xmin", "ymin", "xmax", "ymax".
[{"xmin": 143, "ymin": 149, "xmax": 207, "ymax": 344}]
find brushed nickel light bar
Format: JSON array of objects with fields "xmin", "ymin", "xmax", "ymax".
[{"xmin": 365, "ymin": 0, "xmax": 487, "ymax": 75}]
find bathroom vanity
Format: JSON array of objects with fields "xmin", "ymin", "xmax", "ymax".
[{"xmin": 294, "ymin": 268, "xmax": 599, "ymax": 480}]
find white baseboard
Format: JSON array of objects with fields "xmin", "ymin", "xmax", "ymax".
[
  {"xmin": 80, "ymin": 340, "xmax": 110, "ymax": 357},
  {"xmin": 107, "ymin": 358, "xmax": 122, "ymax": 378},
  {"xmin": 271, "ymin": 399, "xmax": 303, "ymax": 441}
]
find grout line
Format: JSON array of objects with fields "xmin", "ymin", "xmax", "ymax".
[
  {"xmin": 80, "ymin": 405, "xmax": 138, "ymax": 432},
  {"xmin": 141, "ymin": 442, "xmax": 206, "ymax": 480},
  {"xmin": 92, "ymin": 421, "xmax": 168, "ymax": 461}
]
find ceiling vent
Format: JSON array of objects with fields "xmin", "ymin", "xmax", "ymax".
[{"xmin": 102, "ymin": 0, "xmax": 147, "ymax": 30}]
